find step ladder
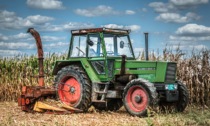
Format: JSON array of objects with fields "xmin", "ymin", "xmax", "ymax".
[{"xmin": 92, "ymin": 82, "xmax": 109, "ymax": 103}]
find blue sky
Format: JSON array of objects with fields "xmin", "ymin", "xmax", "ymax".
[{"xmin": 0, "ymin": 0, "xmax": 210, "ymax": 58}]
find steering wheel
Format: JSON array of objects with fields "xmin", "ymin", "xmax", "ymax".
[{"xmin": 76, "ymin": 47, "xmax": 85, "ymax": 56}]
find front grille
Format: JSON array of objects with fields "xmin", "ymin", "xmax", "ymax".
[{"xmin": 165, "ymin": 63, "xmax": 177, "ymax": 82}]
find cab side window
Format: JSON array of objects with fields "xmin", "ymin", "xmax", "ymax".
[{"xmin": 70, "ymin": 35, "xmax": 86, "ymax": 57}]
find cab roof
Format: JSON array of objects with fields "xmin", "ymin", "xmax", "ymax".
[{"xmin": 71, "ymin": 27, "xmax": 130, "ymax": 35}]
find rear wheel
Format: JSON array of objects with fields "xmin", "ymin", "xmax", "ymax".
[
  {"xmin": 54, "ymin": 65, "xmax": 91, "ymax": 112},
  {"xmin": 123, "ymin": 79, "xmax": 158, "ymax": 117}
]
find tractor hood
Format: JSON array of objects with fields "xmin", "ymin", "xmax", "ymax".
[{"xmin": 114, "ymin": 60, "xmax": 177, "ymax": 83}]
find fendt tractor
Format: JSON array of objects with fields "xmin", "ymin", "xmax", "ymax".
[{"xmin": 18, "ymin": 28, "xmax": 189, "ymax": 117}]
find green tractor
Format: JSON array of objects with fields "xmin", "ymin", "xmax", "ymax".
[{"xmin": 52, "ymin": 28, "xmax": 189, "ymax": 116}]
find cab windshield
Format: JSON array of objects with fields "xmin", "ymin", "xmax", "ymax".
[{"xmin": 104, "ymin": 34, "xmax": 134, "ymax": 58}]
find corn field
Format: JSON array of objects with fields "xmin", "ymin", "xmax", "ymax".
[
  {"xmin": 0, "ymin": 53, "xmax": 67, "ymax": 101},
  {"xmin": 0, "ymin": 49, "xmax": 210, "ymax": 106}
]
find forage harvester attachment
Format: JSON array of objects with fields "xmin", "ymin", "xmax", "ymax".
[
  {"xmin": 27, "ymin": 28, "xmax": 44, "ymax": 87},
  {"xmin": 18, "ymin": 28, "xmax": 81, "ymax": 113}
]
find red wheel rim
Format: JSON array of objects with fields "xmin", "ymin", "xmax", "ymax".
[
  {"xmin": 126, "ymin": 85, "xmax": 148, "ymax": 112},
  {"xmin": 58, "ymin": 77, "xmax": 81, "ymax": 106}
]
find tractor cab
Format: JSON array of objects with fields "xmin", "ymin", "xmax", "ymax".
[
  {"xmin": 69, "ymin": 28, "xmax": 135, "ymax": 59},
  {"xmin": 67, "ymin": 28, "xmax": 135, "ymax": 79}
]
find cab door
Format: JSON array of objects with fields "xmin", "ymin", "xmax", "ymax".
[{"xmin": 87, "ymin": 33, "xmax": 108, "ymax": 81}]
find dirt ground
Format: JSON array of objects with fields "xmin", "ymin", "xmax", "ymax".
[
  {"xmin": 0, "ymin": 102, "xmax": 210, "ymax": 126},
  {"xmin": 0, "ymin": 102, "xmax": 147, "ymax": 126}
]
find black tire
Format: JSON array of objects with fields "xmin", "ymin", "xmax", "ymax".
[
  {"xmin": 93, "ymin": 99, "xmax": 123, "ymax": 111},
  {"xmin": 123, "ymin": 79, "xmax": 158, "ymax": 117},
  {"xmin": 54, "ymin": 65, "xmax": 91, "ymax": 112},
  {"xmin": 159, "ymin": 81, "xmax": 189, "ymax": 112},
  {"xmin": 176, "ymin": 81, "xmax": 189, "ymax": 112}
]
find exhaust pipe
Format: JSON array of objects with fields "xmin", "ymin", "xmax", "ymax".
[
  {"xmin": 27, "ymin": 28, "xmax": 44, "ymax": 86},
  {"xmin": 144, "ymin": 32, "xmax": 149, "ymax": 61}
]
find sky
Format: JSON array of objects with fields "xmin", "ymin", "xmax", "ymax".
[{"xmin": 0, "ymin": 0, "xmax": 210, "ymax": 58}]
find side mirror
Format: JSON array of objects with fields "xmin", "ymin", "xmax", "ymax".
[
  {"xmin": 120, "ymin": 41, "xmax": 124, "ymax": 48},
  {"xmin": 87, "ymin": 39, "xmax": 94, "ymax": 46}
]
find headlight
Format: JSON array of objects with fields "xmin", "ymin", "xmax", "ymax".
[{"xmin": 165, "ymin": 84, "xmax": 178, "ymax": 90}]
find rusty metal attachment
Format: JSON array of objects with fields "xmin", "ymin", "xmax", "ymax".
[
  {"xmin": 18, "ymin": 28, "xmax": 81, "ymax": 113},
  {"xmin": 18, "ymin": 86, "xmax": 82, "ymax": 113},
  {"xmin": 27, "ymin": 28, "xmax": 44, "ymax": 87},
  {"xmin": 18, "ymin": 86, "xmax": 56, "ymax": 112}
]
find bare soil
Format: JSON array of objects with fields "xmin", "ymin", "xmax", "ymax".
[{"xmin": 0, "ymin": 102, "xmax": 209, "ymax": 126}]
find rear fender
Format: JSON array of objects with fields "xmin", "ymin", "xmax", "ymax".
[
  {"xmin": 52, "ymin": 60, "xmax": 100, "ymax": 82},
  {"xmin": 52, "ymin": 61, "xmax": 81, "ymax": 75}
]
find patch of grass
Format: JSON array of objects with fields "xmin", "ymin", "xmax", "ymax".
[{"xmin": 185, "ymin": 107, "xmax": 210, "ymax": 125}]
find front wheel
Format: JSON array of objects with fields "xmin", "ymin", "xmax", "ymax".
[
  {"xmin": 176, "ymin": 81, "xmax": 189, "ymax": 112},
  {"xmin": 123, "ymin": 79, "xmax": 158, "ymax": 117},
  {"xmin": 159, "ymin": 81, "xmax": 189, "ymax": 112}
]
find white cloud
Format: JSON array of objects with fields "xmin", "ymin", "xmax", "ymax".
[
  {"xmin": 102, "ymin": 24, "xmax": 141, "ymax": 32},
  {"xmin": 0, "ymin": 10, "xmax": 15, "ymax": 22},
  {"xmin": 176, "ymin": 24, "xmax": 210, "ymax": 36},
  {"xmin": 48, "ymin": 42, "xmax": 68, "ymax": 47},
  {"xmin": 125, "ymin": 10, "xmax": 136, "ymax": 15},
  {"xmin": 149, "ymin": 0, "xmax": 208, "ymax": 13},
  {"xmin": 156, "ymin": 13, "xmax": 187, "ymax": 23},
  {"xmin": 0, "ymin": 33, "xmax": 30, "ymax": 42},
  {"xmin": 193, "ymin": 45, "xmax": 207, "ymax": 50},
  {"xmin": 26, "ymin": 15, "xmax": 54, "ymax": 24},
  {"xmin": 170, "ymin": 44, "xmax": 207, "ymax": 51},
  {"xmin": 149, "ymin": 1, "xmax": 205, "ymax": 23},
  {"xmin": 42, "ymin": 36, "xmax": 65, "ymax": 42},
  {"xmin": 156, "ymin": 12, "xmax": 200, "ymax": 23},
  {"xmin": 41, "ymin": 22, "xmax": 95, "ymax": 31},
  {"xmin": 75, "ymin": 5, "xmax": 119, "ymax": 17},
  {"xmin": 127, "ymin": 25, "xmax": 141, "ymax": 32},
  {"xmin": 28, "ymin": 34, "xmax": 65, "ymax": 42},
  {"xmin": 12, "ymin": 33, "xmax": 30, "ymax": 39},
  {"xmin": 170, "ymin": 35, "xmax": 196, "ymax": 41},
  {"xmin": 149, "ymin": 2, "xmax": 174, "ymax": 13},
  {"xmin": 63, "ymin": 22, "xmax": 94, "ymax": 29},
  {"xmin": 0, "ymin": 10, "xmax": 54, "ymax": 30},
  {"xmin": 0, "ymin": 32, "xmax": 64, "ymax": 42},
  {"xmin": 185, "ymin": 12, "xmax": 200, "ymax": 20},
  {"xmin": 142, "ymin": 8, "xmax": 148, "ymax": 12},
  {"xmin": 170, "ymin": 35, "xmax": 210, "ymax": 41},
  {"xmin": 0, "ymin": 34, "xmax": 9, "ymax": 41},
  {"xmin": 169, "ymin": 24, "xmax": 210, "ymax": 43},
  {"xmin": 170, "ymin": 0, "xmax": 208, "ymax": 6},
  {"xmin": 26, "ymin": 0, "xmax": 65, "ymax": 10},
  {"xmin": 102, "ymin": 24, "xmax": 124, "ymax": 29},
  {"xmin": 0, "ymin": 42, "xmax": 35, "ymax": 50},
  {"xmin": 0, "ymin": 32, "xmax": 68, "ymax": 58},
  {"xmin": 0, "ymin": 50, "xmax": 23, "ymax": 57},
  {"xmin": 75, "ymin": 5, "xmax": 136, "ymax": 17}
]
